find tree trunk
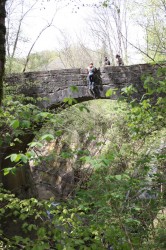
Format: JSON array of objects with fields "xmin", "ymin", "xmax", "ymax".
[{"xmin": 0, "ymin": 0, "xmax": 6, "ymax": 105}]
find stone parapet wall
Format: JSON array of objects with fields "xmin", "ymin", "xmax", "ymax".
[
  {"xmin": 101, "ymin": 63, "xmax": 161, "ymax": 87},
  {"xmin": 5, "ymin": 63, "xmax": 164, "ymax": 108},
  {"xmin": 100, "ymin": 63, "xmax": 163, "ymax": 99}
]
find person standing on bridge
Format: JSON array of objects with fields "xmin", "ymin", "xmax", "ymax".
[
  {"xmin": 116, "ymin": 54, "xmax": 124, "ymax": 66},
  {"xmin": 87, "ymin": 62, "xmax": 95, "ymax": 89},
  {"xmin": 103, "ymin": 56, "xmax": 111, "ymax": 66}
]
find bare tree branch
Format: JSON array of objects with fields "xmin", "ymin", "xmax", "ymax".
[{"xmin": 22, "ymin": 13, "xmax": 57, "ymax": 72}]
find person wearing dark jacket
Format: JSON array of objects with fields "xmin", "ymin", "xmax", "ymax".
[
  {"xmin": 116, "ymin": 54, "xmax": 124, "ymax": 66},
  {"xmin": 104, "ymin": 56, "xmax": 111, "ymax": 66}
]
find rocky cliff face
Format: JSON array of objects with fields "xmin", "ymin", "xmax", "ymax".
[{"xmin": 30, "ymin": 129, "xmax": 108, "ymax": 200}]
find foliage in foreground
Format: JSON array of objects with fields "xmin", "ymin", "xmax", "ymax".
[{"xmin": 0, "ymin": 151, "xmax": 165, "ymax": 250}]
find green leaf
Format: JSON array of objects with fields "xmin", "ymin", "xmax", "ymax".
[
  {"xmin": 55, "ymin": 130, "xmax": 63, "ymax": 136},
  {"xmin": 37, "ymin": 227, "xmax": 46, "ymax": 238},
  {"xmin": 28, "ymin": 141, "xmax": 43, "ymax": 148},
  {"xmin": 106, "ymin": 88, "xmax": 114, "ymax": 97},
  {"xmin": 20, "ymin": 154, "xmax": 28, "ymax": 163},
  {"xmin": 115, "ymin": 175, "xmax": 122, "ymax": 181},
  {"xmin": 63, "ymin": 97, "xmax": 77, "ymax": 105},
  {"xmin": 26, "ymin": 151, "xmax": 35, "ymax": 158},
  {"xmin": 103, "ymin": 0, "xmax": 109, "ymax": 7},
  {"xmin": 21, "ymin": 120, "xmax": 30, "ymax": 128},
  {"xmin": 133, "ymin": 207, "xmax": 141, "ymax": 211},
  {"xmin": 121, "ymin": 85, "xmax": 137, "ymax": 95},
  {"xmin": 60, "ymin": 151, "xmax": 72, "ymax": 159},
  {"xmin": 39, "ymin": 112, "xmax": 51, "ymax": 118},
  {"xmin": 3, "ymin": 167, "xmax": 17, "ymax": 175},
  {"xmin": 78, "ymin": 105, "xmax": 90, "ymax": 112},
  {"xmin": 10, "ymin": 153, "xmax": 21, "ymax": 162},
  {"xmin": 10, "ymin": 120, "xmax": 20, "ymax": 129},
  {"xmin": 70, "ymin": 85, "xmax": 78, "ymax": 92},
  {"xmin": 40, "ymin": 134, "xmax": 54, "ymax": 141}
]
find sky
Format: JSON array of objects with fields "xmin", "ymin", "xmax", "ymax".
[
  {"xmin": 6, "ymin": 0, "xmax": 95, "ymax": 53},
  {"xmin": 24, "ymin": 1, "xmax": 85, "ymax": 50},
  {"xmin": 6, "ymin": 0, "xmax": 144, "ymax": 64}
]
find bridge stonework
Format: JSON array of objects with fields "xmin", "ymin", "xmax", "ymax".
[{"xmin": 5, "ymin": 63, "xmax": 162, "ymax": 108}]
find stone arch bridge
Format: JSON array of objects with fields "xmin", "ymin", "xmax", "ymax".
[
  {"xmin": 2, "ymin": 63, "xmax": 163, "ymax": 197},
  {"xmin": 5, "ymin": 63, "xmax": 161, "ymax": 108}
]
